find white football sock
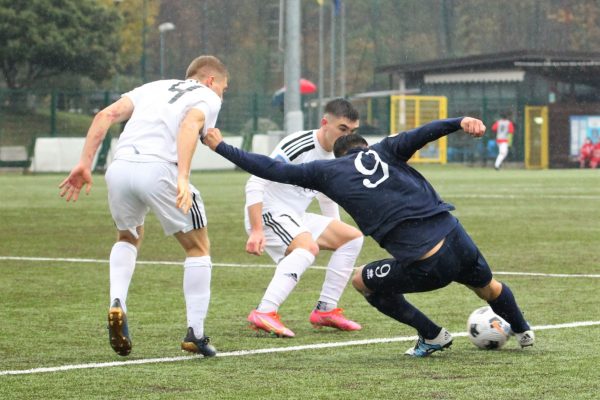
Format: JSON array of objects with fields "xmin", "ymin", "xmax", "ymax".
[
  {"xmin": 495, "ymin": 143, "xmax": 509, "ymax": 168},
  {"xmin": 257, "ymin": 248, "xmax": 315, "ymax": 312},
  {"xmin": 317, "ymin": 236, "xmax": 364, "ymax": 309},
  {"xmin": 109, "ymin": 241, "xmax": 137, "ymax": 313},
  {"xmin": 183, "ymin": 256, "xmax": 212, "ymax": 339}
]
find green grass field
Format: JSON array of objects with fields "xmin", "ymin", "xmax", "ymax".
[{"xmin": 1, "ymin": 166, "xmax": 599, "ymax": 399}]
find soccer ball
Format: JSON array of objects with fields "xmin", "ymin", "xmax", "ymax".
[{"xmin": 467, "ymin": 306, "xmax": 511, "ymax": 350}]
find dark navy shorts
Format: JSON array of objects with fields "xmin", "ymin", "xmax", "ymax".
[{"xmin": 362, "ymin": 222, "xmax": 493, "ymax": 294}]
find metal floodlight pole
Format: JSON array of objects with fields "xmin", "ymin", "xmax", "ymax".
[
  {"xmin": 141, "ymin": 0, "xmax": 147, "ymax": 82},
  {"xmin": 159, "ymin": 22, "xmax": 175, "ymax": 79},
  {"xmin": 318, "ymin": 2, "xmax": 324, "ymax": 117},
  {"xmin": 329, "ymin": 1, "xmax": 336, "ymax": 99},
  {"xmin": 340, "ymin": 1, "xmax": 346, "ymax": 98},
  {"xmin": 284, "ymin": 0, "xmax": 303, "ymax": 134}
]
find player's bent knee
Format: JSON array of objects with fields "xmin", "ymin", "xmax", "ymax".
[
  {"xmin": 117, "ymin": 228, "xmax": 142, "ymax": 248},
  {"xmin": 471, "ymin": 278, "xmax": 502, "ymax": 301},
  {"xmin": 175, "ymin": 228, "xmax": 210, "ymax": 257},
  {"xmin": 307, "ymin": 241, "xmax": 320, "ymax": 256},
  {"xmin": 288, "ymin": 233, "xmax": 319, "ymax": 257},
  {"xmin": 347, "ymin": 227, "xmax": 363, "ymax": 241},
  {"xmin": 352, "ymin": 265, "xmax": 371, "ymax": 295}
]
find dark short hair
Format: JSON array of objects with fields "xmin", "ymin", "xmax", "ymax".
[
  {"xmin": 333, "ymin": 133, "xmax": 369, "ymax": 158},
  {"xmin": 325, "ymin": 98, "xmax": 359, "ymax": 122}
]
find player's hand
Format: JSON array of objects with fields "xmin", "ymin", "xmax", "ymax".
[
  {"xmin": 246, "ymin": 230, "xmax": 265, "ymax": 256},
  {"xmin": 202, "ymin": 128, "xmax": 224, "ymax": 150},
  {"xmin": 461, "ymin": 117, "xmax": 486, "ymax": 138},
  {"xmin": 176, "ymin": 175, "xmax": 192, "ymax": 214},
  {"xmin": 58, "ymin": 164, "xmax": 93, "ymax": 202}
]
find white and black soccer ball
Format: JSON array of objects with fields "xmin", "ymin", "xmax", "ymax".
[{"xmin": 467, "ymin": 306, "xmax": 511, "ymax": 350}]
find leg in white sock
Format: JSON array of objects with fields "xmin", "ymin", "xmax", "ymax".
[
  {"xmin": 317, "ymin": 236, "xmax": 364, "ymax": 310},
  {"xmin": 109, "ymin": 241, "xmax": 138, "ymax": 313},
  {"xmin": 183, "ymin": 256, "xmax": 212, "ymax": 339},
  {"xmin": 495, "ymin": 142, "xmax": 508, "ymax": 169},
  {"xmin": 257, "ymin": 248, "xmax": 315, "ymax": 312}
]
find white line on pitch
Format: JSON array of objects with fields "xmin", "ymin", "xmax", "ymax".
[
  {"xmin": 1, "ymin": 320, "xmax": 599, "ymax": 377},
  {"xmin": 447, "ymin": 194, "xmax": 600, "ymax": 200},
  {"xmin": 0, "ymin": 255, "xmax": 287, "ymax": 269},
  {"xmin": 1, "ymin": 256, "xmax": 599, "ymax": 278}
]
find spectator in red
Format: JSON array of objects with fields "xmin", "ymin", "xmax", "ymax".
[
  {"xmin": 589, "ymin": 140, "xmax": 600, "ymax": 169},
  {"xmin": 492, "ymin": 114, "xmax": 515, "ymax": 170},
  {"xmin": 579, "ymin": 138, "xmax": 594, "ymax": 168}
]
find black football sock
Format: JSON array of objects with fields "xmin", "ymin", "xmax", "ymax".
[
  {"xmin": 487, "ymin": 282, "xmax": 530, "ymax": 333},
  {"xmin": 366, "ymin": 291, "xmax": 441, "ymax": 340}
]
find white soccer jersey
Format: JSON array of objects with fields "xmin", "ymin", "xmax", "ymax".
[
  {"xmin": 245, "ymin": 130, "xmax": 339, "ymax": 219},
  {"xmin": 114, "ymin": 79, "xmax": 221, "ymax": 163},
  {"xmin": 493, "ymin": 119, "xmax": 514, "ymax": 143}
]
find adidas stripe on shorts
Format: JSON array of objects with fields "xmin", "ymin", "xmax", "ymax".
[
  {"xmin": 105, "ymin": 159, "xmax": 207, "ymax": 237},
  {"xmin": 248, "ymin": 211, "xmax": 332, "ymax": 263}
]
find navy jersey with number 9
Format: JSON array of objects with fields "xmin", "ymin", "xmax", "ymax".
[{"xmin": 217, "ymin": 118, "xmax": 465, "ymax": 264}]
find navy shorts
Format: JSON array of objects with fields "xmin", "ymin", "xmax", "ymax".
[{"xmin": 362, "ymin": 222, "xmax": 493, "ymax": 294}]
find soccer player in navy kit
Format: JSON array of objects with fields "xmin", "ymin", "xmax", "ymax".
[{"xmin": 203, "ymin": 117, "xmax": 535, "ymax": 357}]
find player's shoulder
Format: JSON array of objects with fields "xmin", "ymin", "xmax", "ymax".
[
  {"xmin": 281, "ymin": 129, "xmax": 315, "ymax": 144},
  {"xmin": 124, "ymin": 79, "xmax": 180, "ymax": 99},
  {"xmin": 276, "ymin": 130, "xmax": 317, "ymax": 161}
]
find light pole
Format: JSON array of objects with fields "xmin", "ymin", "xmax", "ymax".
[
  {"xmin": 113, "ymin": 0, "xmax": 123, "ymax": 91},
  {"xmin": 141, "ymin": 0, "xmax": 147, "ymax": 82},
  {"xmin": 159, "ymin": 22, "xmax": 175, "ymax": 79},
  {"xmin": 284, "ymin": 0, "xmax": 302, "ymax": 134}
]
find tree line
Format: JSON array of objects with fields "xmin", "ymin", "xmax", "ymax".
[{"xmin": 1, "ymin": 0, "xmax": 599, "ymax": 99}]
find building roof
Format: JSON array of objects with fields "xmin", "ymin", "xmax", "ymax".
[{"xmin": 376, "ymin": 50, "xmax": 600, "ymax": 86}]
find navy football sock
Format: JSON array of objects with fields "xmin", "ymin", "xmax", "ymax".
[
  {"xmin": 366, "ymin": 292, "xmax": 441, "ymax": 340},
  {"xmin": 487, "ymin": 282, "xmax": 530, "ymax": 333}
]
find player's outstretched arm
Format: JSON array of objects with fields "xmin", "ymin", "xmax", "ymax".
[
  {"xmin": 59, "ymin": 97, "xmax": 134, "ymax": 202},
  {"xmin": 203, "ymin": 128, "xmax": 316, "ymax": 190},
  {"xmin": 391, "ymin": 117, "xmax": 463, "ymax": 161},
  {"xmin": 391, "ymin": 117, "xmax": 484, "ymax": 161}
]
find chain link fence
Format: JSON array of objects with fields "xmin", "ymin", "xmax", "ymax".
[
  {"xmin": 0, "ymin": 88, "xmax": 287, "ymax": 144},
  {"xmin": 0, "ymin": 88, "xmax": 525, "ymax": 167}
]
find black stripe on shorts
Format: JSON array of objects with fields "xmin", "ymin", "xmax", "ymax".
[
  {"xmin": 191, "ymin": 193, "xmax": 205, "ymax": 229},
  {"xmin": 263, "ymin": 212, "xmax": 293, "ymax": 246}
]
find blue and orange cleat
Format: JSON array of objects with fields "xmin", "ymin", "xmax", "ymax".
[{"xmin": 405, "ymin": 328, "xmax": 453, "ymax": 357}]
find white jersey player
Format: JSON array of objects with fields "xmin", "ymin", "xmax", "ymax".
[
  {"xmin": 245, "ymin": 99, "xmax": 364, "ymax": 337},
  {"xmin": 59, "ymin": 56, "xmax": 228, "ymax": 357}
]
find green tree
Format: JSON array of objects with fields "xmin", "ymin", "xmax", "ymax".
[
  {"xmin": 0, "ymin": 0, "xmax": 121, "ymax": 90},
  {"xmin": 99, "ymin": 0, "xmax": 160, "ymax": 82}
]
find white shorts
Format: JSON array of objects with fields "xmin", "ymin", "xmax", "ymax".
[
  {"xmin": 105, "ymin": 159, "xmax": 207, "ymax": 237},
  {"xmin": 246, "ymin": 211, "xmax": 333, "ymax": 263}
]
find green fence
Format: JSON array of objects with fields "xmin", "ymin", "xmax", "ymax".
[
  {"xmin": 447, "ymin": 96, "xmax": 526, "ymax": 165},
  {"xmin": 0, "ymin": 89, "xmax": 285, "ymax": 148},
  {"xmin": 0, "ymin": 88, "xmax": 526, "ymax": 167}
]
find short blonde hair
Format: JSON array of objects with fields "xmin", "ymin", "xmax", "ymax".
[{"xmin": 185, "ymin": 55, "xmax": 228, "ymax": 80}]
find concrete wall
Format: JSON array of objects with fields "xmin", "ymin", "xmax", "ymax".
[{"xmin": 31, "ymin": 138, "xmax": 100, "ymax": 172}]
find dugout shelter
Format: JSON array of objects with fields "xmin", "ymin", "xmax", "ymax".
[{"xmin": 376, "ymin": 50, "xmax": 600, "ymax": 168}]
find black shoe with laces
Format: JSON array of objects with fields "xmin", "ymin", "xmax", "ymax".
[{"xmin": 181, "ymin": 327, "xmax": 217, "ymax": 357}]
